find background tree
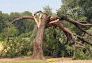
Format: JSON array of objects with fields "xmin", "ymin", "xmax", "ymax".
[
  {"xmin": 57, "ymin": 0, "xmax": 92, "ymax": 59},
  {"xmin": 43, "ymin": 6, "xmax": 52, "ymax": 16}
]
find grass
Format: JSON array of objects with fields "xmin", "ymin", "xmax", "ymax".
[
  {"xmin": 0, "ymin": 58, "xmax": 59, "ymax": 63},
  {"xmin": 0, "ymin": 57, "xmax": 92, "ymax": 63},
  {"xmin": 0, "ymin": 60, "xmax": 47, "ymax": 63}
]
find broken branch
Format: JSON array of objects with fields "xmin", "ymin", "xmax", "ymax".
[
  {"xmin": 59, "ymin": 16, "xmax": 92, "ymax": 36},
  {"xmin": 11, "ymin": 16, "xmax": 34, "ymax": 24}
]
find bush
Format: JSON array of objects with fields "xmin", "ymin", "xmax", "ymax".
[{"xmin": 0, "ymin": 37, "xmax": 33, "ymax": 58}]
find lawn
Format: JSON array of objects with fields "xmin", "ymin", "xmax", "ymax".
[
  {"xmin": 0, "ymin": 57, "xmax": 60, "ymax": 63},
  {"xmin": 0, "ymin": 60, "xmax": 46, "ymax": 63},
  {"xmin": 0, "ymin": 57, "xmax": 92, "ymax": 63}
]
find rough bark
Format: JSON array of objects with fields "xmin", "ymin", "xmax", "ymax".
[{"xmin": 31, "ymin": 14, "xmax": 48, "ymax": 60}]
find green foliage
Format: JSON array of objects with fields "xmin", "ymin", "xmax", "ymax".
[
  {"xmin": 44, "ymin": 27, "xmax": 62, "ymax": 57},
  {"xmin": 0, "ymin": 0, "xmax": 92, "ymax": 59},
  {"xmin": 57, "ymin": 0, "xmax": 92, "ymax": 59},
  {"xmin": 0, "ymin": 11, "xmax": 36, "ymax": 58},
  {"xmin": 2, "ymin": 27, "xmax": 19, "ymax": 38},
  {"xmin": 0, "ymin": 37, "xmax": 33, "ymax": 58},
  {"xmin": 43, "ymin": 5, "xmax": 52, "ymax": 16},
  {"xmin": 74, "ymin": 45, "xmax": 92, "ymax": 60},
  {"xmin": 43, "ymin": 27, "xmax": 74, "ymax": 57},
  {"xmin": 78, "ymin": 0, "xmax": 92, "ymax": 22}
]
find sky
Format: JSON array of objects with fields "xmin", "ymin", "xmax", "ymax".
[{"xmin": 0, "ymin": 0, "xmax": 61, "ymax": 13}]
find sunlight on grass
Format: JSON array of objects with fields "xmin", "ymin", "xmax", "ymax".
[{"xmin": 47, "ymin": 58, "xmax": 60, "ymax": 63}]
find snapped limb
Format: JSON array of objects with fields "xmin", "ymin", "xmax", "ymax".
[
  {"xmin": 49, "ymin": 18, "xmax": 92, "ymax": 45},
  {"xmin": 49, "ymin": 19, "xmax": 76, "ymax": 44},
  {"xmin": 60, "ymin": 16, "xmax": 92, "ymax": 36},
  {"xmin": 11, "ymin": 16, "xmax": 34, "ymax": 24},
  {"xmin": 77, "ymin": 35, "xmax": 92, "ymax": 46}
]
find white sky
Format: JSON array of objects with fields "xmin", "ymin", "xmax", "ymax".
[{"xmin": 0, "ymin": 0, "xmax": 62, "ymax": 13}]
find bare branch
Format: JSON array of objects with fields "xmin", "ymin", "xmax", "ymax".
[
  {"xmin": 49, "ymin": 19, "xmax": 92, "ymax": 45},
  {"xmin": 60, "ymin": 16, "xmax": 92, "ymax": 26},
  {"xmin": 60, "ymin": 16, "xmax": 92, "ymax": 36},
  {"xmin": 49, "ymin": 19, "xmax": 76, "ymax": 44},
  {"xmin": 48, "ymin": 15, "xmax": 92, "ymax": 46},
  {"xmin": 77, "ymin": 35, "xmax": 92, "ymax": 46},
  {"xmin": 11, "ymin": 16, "xmax": 34, "ymax": 24},
  {"xmin": 76, "ymin": 24, "xmax": 92, "ymax": 36}
]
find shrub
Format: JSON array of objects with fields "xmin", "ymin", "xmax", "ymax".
[{"xmin": 0, "ymin": 37, "xmax": 33, "ymax": 58}]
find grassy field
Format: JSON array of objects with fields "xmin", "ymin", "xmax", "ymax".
[
  {"xmin": 0, "ymin": 57, "xmax": 92, "ymax": 63},
  {"xmin": 0, "ymin": 61, "xmax": 46, "ymax": 63},
  {"xmin": 0, "ymin": 57, "xmax": 64, "ymax": 63}
]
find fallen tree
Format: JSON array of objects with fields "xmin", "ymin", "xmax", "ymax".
[{"xmin": 12, "ymin": 11, "xmax": 92, "ymax": 60}]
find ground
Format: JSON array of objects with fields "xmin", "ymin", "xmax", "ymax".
[{"xmin": 0, "ymin": 57, "xmax": 92, "ymax": 63}]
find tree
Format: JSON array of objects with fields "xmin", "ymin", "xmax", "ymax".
[
  {"xmin": 57, "ymin": 0, "xmax": 92, "ymax": 59},
  {"xmin": 43, "ymin": 6, "xmax": 52, "ymax": 16},
  {"xmin": 78, "ymin": 0, "xmax": 92, "ymax": 22},
  {"xmin": 12, "ymin": 11, "xmax": 92, "ymax": 60},
  {"xmin": 58, "ymin": 0, "xmax": 92, "ymax": 22}
]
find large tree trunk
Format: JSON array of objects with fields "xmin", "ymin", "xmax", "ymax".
[{"xmin": 31, "ymin": 15, "xmax": 47, "ymax": 60}]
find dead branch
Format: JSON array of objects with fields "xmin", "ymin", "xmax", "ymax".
[
  {"xmin": 49, "ymin": 19, "xmax": 76, "ymax": 44},
  {"xmin": 49, "ymin": 19, "xmax": 92, "ymax": 46},
  {"xmin": 59, "ymin": 16, "xmax": 92, "ymax": 36},
  {"xmin": 77, "ymin": 35, "xmax": 92, "ymax": 46},
  {"xmin": 60, "ymin": 16, "xmax": 92, "ymax": 26},
  {"xmin": 11, "ymin": 16, "xmax": 34, "ymax": 24},
  {"xmin": 76, "ymin": 24, "xmax": 92, "ymax": 36}
]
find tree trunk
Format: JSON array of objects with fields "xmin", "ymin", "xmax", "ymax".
[{"xmin": 31, "ymin": 15, "xmax": 47, "ymax": 60}]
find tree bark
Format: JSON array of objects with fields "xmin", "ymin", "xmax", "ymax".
[{"xmin": 31, "ymin": 15, "xmax": 47, "ymax": 60}]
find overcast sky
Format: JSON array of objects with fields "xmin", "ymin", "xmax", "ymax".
[{"xmin": 0, "ymin": 0, "xmax": 61, "ymax": 13}]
